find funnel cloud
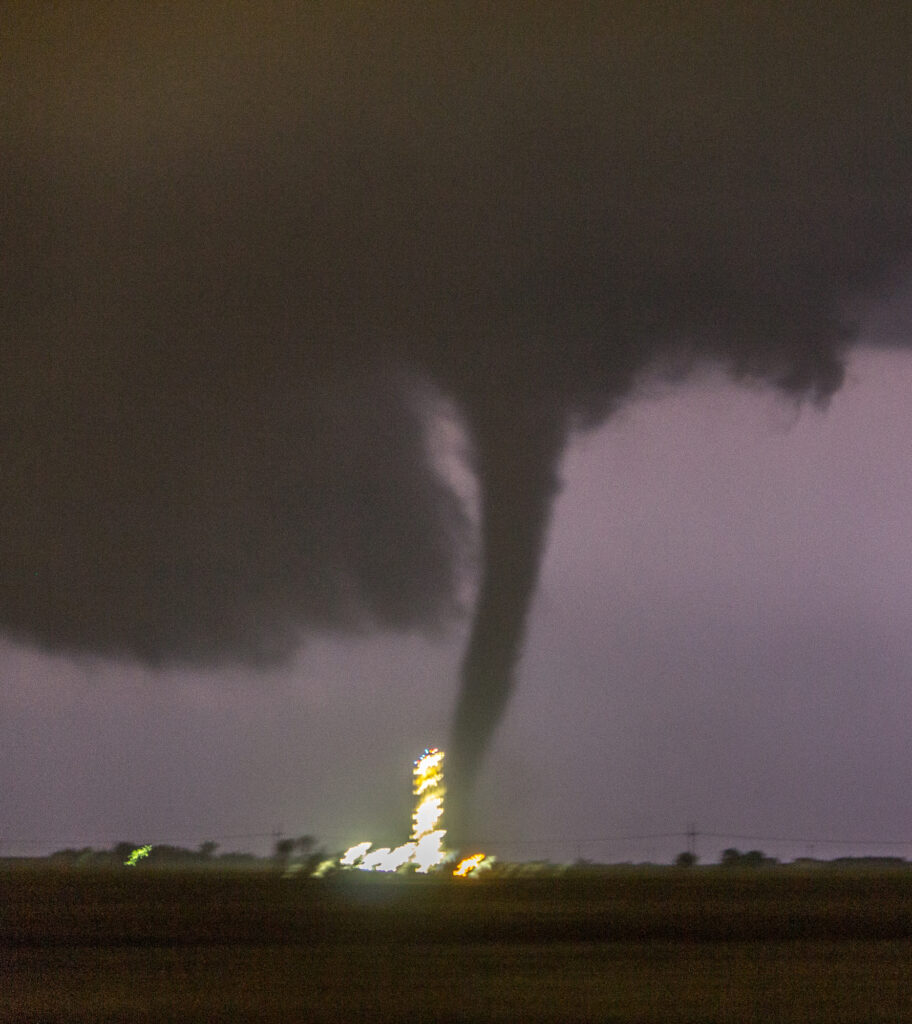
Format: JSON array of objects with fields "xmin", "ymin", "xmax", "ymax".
[{"xmin": 3, "ymin": 7, "xmax": 912, "ymax": 817}]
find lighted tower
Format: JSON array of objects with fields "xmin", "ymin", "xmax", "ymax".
[
  {"xmin": 337, "ymin": 747, "xmax": 451, "ymax": 874},
  {"xmin": 410, "ymin": 747, "xmax": 446, "ymax": 872}
]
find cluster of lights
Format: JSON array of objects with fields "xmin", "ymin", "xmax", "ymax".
[
  {"xmin": 119, "ymin": 752, "xmax": 492, "ymax": 878},
  {"xmin": 336, "ymin": 748, "xmax": 490, "ymax": 878}
]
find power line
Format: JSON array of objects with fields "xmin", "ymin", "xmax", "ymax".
[
  {"xmin": 0, "ymin": 831, "xmax": 280, "ymax": 848},
  {"xmin": 699, "ymin": 831, "xmax": 912, "ymax": 848},
  {"xmin": 4, "ymin": 826, "xmax": 912, "ymax": 856}
]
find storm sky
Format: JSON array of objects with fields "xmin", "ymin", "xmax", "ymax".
[
  {"xmin": 2, "ymin": 5, "xmax": 912, "ymax": 861},
  {"xmin": 3, "ymin": 344, "xmax": 912, "ymax": 864}
]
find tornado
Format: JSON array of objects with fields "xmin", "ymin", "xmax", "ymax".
[
  {"xmin": 2, "ymin": 5, "xmax": 912, "ymax": 840},
  {"xmin": 446, "ymin": 398, "xmax": 567, "ymax": 841}
]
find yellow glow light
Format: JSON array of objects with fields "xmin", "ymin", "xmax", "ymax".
[
  {"xmin": 413, "ymin": 749, "xmax": 445, "ymax": 795},
  {"xmin": 453, "ymin": 853, "xmax": 486, "ymax": 878}
]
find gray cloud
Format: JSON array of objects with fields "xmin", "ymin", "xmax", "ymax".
[{"xmin": 2, "ymin": 6, "xmax": 911, "ymax": 824}]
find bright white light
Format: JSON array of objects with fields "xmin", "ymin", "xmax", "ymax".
[
  {"xmin": 340, "ymin": 841, "xmax": 371, "ymax": 866},
  {"xmin": 326, "ymin": 748, "xmax": 485, "ymax": 877}
]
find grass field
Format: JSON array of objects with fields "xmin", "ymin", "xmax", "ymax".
[{"xmin": 3, "ymin": 864, "xmax": 911, "ymax": 1022}]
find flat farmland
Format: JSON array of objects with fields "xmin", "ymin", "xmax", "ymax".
[{"xmin": 2, "ymin": 866, "xmax": 911, "ymax": 1023}]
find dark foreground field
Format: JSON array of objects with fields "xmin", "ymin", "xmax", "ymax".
[{"xmin": 3, "ymin": 865, "xmax": 911, "ymax": 1023}]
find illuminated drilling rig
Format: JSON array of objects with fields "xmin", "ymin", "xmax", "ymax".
[
  {"xmin": 409, "ymin": 747, "xmax": 447, "ymax": 872},
  {"xmin": 335, "ymin": 747, "xmax": 489, "ymax": 877},
  {"xmin": 338, "ymin": 748, "xmax": 447, "ymax": 873}
]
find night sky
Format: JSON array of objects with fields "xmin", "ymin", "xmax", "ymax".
[{"xmin": 3, "ymin": 5, "xmax": 911, "ymax": 864}]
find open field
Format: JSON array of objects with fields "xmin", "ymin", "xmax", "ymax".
[{"xmin": 3, "ymin": 865, "xmax": 911, "ymax": 1022}]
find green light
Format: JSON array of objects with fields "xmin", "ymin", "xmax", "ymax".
[{"xmin": 124, "ymin": 844, "xmax": 152, "ymax": 866}]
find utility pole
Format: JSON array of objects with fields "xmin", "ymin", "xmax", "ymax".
[{"xmin": 686, "ymin": 823, "xmax": 697, "ymax": 859}]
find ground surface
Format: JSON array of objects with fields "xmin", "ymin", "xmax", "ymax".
[{"xmin": 2, "ymin": 865, "xmax": 911, "ymax": 1022}]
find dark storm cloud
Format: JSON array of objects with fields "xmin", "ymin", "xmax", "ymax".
[{"xmin": 2, "ymin": 6, "xmax": 911, "ymax": 795}]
